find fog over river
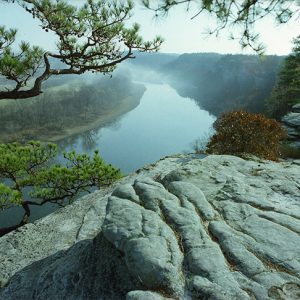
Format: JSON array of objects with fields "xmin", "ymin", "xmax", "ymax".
[
  {"xmin": 0, "ymin": 82, "xmax": 215, "ymax": 227},
  {"xmin": 60, "ymin": 82, "xmax": 215, "ymax": 173}
]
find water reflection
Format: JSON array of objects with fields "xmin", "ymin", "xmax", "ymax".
[
  {"xmin": 0, "ymin": 82, "xmax": 215, "ymax": 227},
  {"xmin": 81, "ymin": 130, "xmax": 98, "ymax": 152},
  {"xmin": 59, "ymin": 82, "xmax": 216, "ymax": 174}
]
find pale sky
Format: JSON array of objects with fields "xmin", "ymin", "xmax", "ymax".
[{"xmin": 1, "ymin": 0, "xmax": 299, "ymax": 55}]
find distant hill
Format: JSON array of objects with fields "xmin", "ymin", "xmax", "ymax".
[
  {"xmin": 1, "ymin": 52, "xmax": 284, "ymax": 116},
  {"xmin": 127, "ymin": 52, "xmax": 284, "ymax": 116},
  {"xmin": 118, "ymin": 52, "xmax": 179, "ymax": 83},
  {"xmin": 161, "ymin": 53, "xmax": 285, "ymax": 115},
  {"xmin": 129, "ymin": 51, "xmax": 179, "ymax": 70}
]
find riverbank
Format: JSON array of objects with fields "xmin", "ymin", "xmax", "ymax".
[
  {"xmin": 0, "ymin": 83, "xmax": 145, "ymax": 143},
  {"xmin": 1, "ymin": 154, "xmax": 300, "ymax": 298},
  {"xmin": 0, "ymin": 82, "xmax": 216, "ymax": 229},
  {"xmin": 40, "ymin": 85, "xmax": 146, "ymax": 143}
]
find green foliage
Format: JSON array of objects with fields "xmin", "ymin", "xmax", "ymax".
[
  {"xmin": 206, "ymin": 110, "xmax": 287, "ymax": 161},
  {"xmin": 0, "ymin": 75, "xmax": 141, "ymax": 142},
  {"xmin": 31, "ymin": 150, "xmax": 122, "ymax": 203},
  {"xmin": 0, "ymin": 41, "xmax": 44, "ymax": 83},
  {"xmin": 0, "ymin": 183, "xmax": 22, "ymax": 210},
  {"xmin": 161, "ymin": 53, "xmax": 283, "ymax": 116},
  {"xmin": 0, "ymin": 26, "xmax": 17, "ymax": 53},
  {"xmin": 0, "ymin": 0, "xmax": 163, "ymax": 99},
  {"xmin": 266, "ymin": 35, "xmax": 300, "ymax": 119},
  {"xmin": 0, "ymin": 141, "xmax": 57, "ymax": 179},
  {"xmin": 143, "ymin": 0, "xmax": 299, "ymax": 54},
  {"xmin": 0, "ymin": 141, "xmax": 121, "ymax": 212}
]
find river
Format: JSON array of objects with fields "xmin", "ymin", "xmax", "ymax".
[{"xmin": 0, "ymin": 82, "xmax": 215, "ymax": 228}]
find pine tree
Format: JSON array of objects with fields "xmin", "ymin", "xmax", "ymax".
[
  {"xmin": 0, "ymin": 141, "xmax": 122, "ymax": 236},
  {"xmin": 143, "ymin": 0, "xmax": 299, "ymax": 54},
  {"xmin": 266, "ymin": 35, "xmax": 300, "ymax": 119},
  {"xmin": 0, "ymin": 0, "xmax": 163, "ymax": 100}
]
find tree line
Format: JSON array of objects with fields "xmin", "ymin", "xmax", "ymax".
[
  {"xmin": 0, "ymin": 0, "xmax": 299, "ymax": 237},
  {"xmin": 0, "ymin": 75, "xmax": 144, "ymax": 142},
  {"xmin": 160, "ymin": 53, "xmax": 283, "ymax": 116}
]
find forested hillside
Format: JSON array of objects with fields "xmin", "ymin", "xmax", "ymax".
[
  {"xmin": 161, "ymin": 53, "xmax": 284, "ymax": 115},
  {"xmin": 0, "ymin": 76, "xmax": 144, "ymax": 142},
  {"xmin": 267, "ymin": 36, "xmax": 300, "ymax": 119},
  {"xmin": 130, "ymin": 52, "xmax": 180, "ymax": 70},
  {"xmin": 128, "ymin": 52, "xmax": 284, "ymax": 116}
]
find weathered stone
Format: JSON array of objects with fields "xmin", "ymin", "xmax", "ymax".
[
  {"xmin": 292, "ymin": 103, "xmax": 300, "ymax": 113},
  {"xmin": 102, "ymin": 196, "xmax": 184, "ymax": 297},
  {"xmin": 282, "ymin": 124, "xmax": 300, "ymax": 139},
  {"xmin": 282, "ymin": 109, "xmax": 300, "ymax": 145},
  {"xmin": 1, "ymin": 154, "xmax": 300, "ymax": 299},
  {"xmin": 282, "ymin": 112, "xmax": 300, "ymax": 127},
  {"xmin": 126, "ymin": 290, "xmax": 174, "ymax": 300}
]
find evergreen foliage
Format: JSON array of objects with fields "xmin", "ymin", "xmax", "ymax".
[
  {"xmin": 0, "ymin": 0, "xmax": 163, "ymax": 99},
  {"xmin": 143, "ymin": 0, "xmax": 299, "ymax": 54},
  {"xmin": 266, "ymin": 35, "xmax": 300, "ymax": 119},
  {"xmin": 0, "ymin": 141, "xmax": 121, "ymax": 235},
  {"xmin": 206, "ymin": 111, "xmax": 286, "ymax": 161},
  {"xmin": 0, "ymin": 75, "xmax": 143, "ymax": 142},
  {"xmin": 161, "ymin": 53, "xmax": 283, "ymax": 116}
]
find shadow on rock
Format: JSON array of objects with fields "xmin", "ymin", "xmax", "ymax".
[{"xmin": 0, "ymin": 233, "xmax": 142, "ymax": 300}]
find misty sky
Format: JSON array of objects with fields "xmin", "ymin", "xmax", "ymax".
[{"xmin": 1, "ymin": 1, "xmax": 299, "ymax": 55}]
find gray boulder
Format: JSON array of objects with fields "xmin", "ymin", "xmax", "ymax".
[
  {"xmin": 282, "ymin": 104, "xmax": 300, "ymax": 147},
  {"xmin": 1, "ymin": 154, "xmax": 300, "ymax": 299},
  {"xmin": 292, "ymin": 103, "xmax": 300, "ymax": 113},
  {"xmin": 282, "ymin": 112, "xmax": 300, "ymax": 128},
  {"xmin": 282, "ymin": 124, "xmax": 300, "ymax": 140}
]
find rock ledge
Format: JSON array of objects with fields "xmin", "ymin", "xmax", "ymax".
[{"xmin": 1, "ymin": 154, "xmax": 300, "ymax": 299}]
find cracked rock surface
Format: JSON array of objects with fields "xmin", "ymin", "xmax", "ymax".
[
  {"xmin": 282, "ymin": 104, "xmax": 300, "ymax": 146},
  {"xmin": 1, "ymin": 154, "xmax": 300, "ymax": 299}
]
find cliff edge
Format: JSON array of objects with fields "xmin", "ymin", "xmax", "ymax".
[{"xmin": 0, "ymin": 154, "xmax": 300, "ymax": 299}]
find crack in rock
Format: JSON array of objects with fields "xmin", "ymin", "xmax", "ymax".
[{"xmin": 1, "ymin": 154, "xmax": 300, "ymax": 299}]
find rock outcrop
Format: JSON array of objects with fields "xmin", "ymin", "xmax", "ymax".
[
  {"xmin": 282, "ymin": 104, "xmax": 300, "ymax": 148},
  {"xmin": 1, "ymin": 154, "xmax": 300, "ymax": 299}
]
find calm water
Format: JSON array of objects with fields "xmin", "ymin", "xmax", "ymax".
[
  {"xmin": 0, "ymin": 82, "xmax": 215, "ymax": 227},
  {"xmin": 60, "ymin": 82, "xmax": 215, "ymax": 173}
]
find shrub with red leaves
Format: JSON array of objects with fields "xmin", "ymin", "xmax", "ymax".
[{"xmin": 206, "ymin": 111, "xmax": 287, "ymax": 161}]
